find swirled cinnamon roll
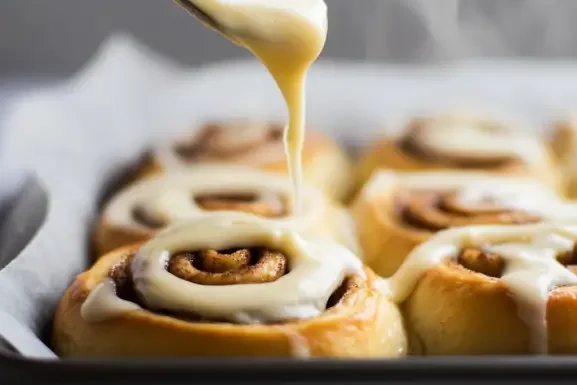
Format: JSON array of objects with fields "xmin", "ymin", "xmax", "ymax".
[
  {"xmin": 136, "ymin": 119, "xmax": 354, "ymax": 202},
  {"xmin": 351, "ymin": 170, "xmax": 577, "ymax": 277},
  {"xmin": 356, "ymin": 112, "xmax": 563, "ymax": 194},
  {"xmin": 382, "ymin": 222, "xmax": 577, "ymax": 355},
  {"xmin": 94, "ymin": 164, "xmax": 357, "ymax": 257},
  {"xmin": 54, "ymin": 214, "xmax": 407, "ymax": 358}
]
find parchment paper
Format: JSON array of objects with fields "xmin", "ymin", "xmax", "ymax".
[{"xmin": 3, "ymin": 33, "xmax": 577, "ymax": 359}]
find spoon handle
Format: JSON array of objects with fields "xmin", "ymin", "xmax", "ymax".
[
  {"xmin": 174, "ymin": 0, "xmax": 245, "ymax": 45},
  {"xmin": 174, "ymin": 0, "xmax": 224, "ymax": 35}
]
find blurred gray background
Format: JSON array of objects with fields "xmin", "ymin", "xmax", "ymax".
[{"xmin": 2, "ymin": 0, "xmax": 577, "ymax": 77}]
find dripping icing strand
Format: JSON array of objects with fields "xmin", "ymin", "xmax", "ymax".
[{"xmin": 175, "ymin": 0, "xmax": 328, "ymax": 215}]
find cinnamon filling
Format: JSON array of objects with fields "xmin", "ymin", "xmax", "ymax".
[
  {"xmin": 398, "ymin": 190, "xmax": 541, "ymax": 232},
  {"xmin": 108, "ymin": 255, "xmax": 139, "ymax": 305},
  {"xmin": 195, "ymin": 191, "xmax": 288, "ymax": 217},
  {"xmin": 456, "ymin": 248, "xmax": 506, "ymax": 278},
  {"xmin": 325, "ymin": 276, "xmax": 359, "ymax": 309},
  {"xmin": 107, "ymin": 248, "xmax": 352, "ymax": 323},
  {"xmin": 174, "ymin": 122, "xmax": 284, "ymax": 162},
  {"xmin": 398, "ymin": 120, "xmax": 517, "ymax": 168},
  {"xmin": 132, "ymin": 206, "xmax": 166, "ymax": 229},
  {"xmin": 455, "ymin": 244, "xmax": 577, "ymax": 279},
  {"xmin": 556, "ymin": 243, "xmax": 577, "ymax": 274},
  {"xmin": 167, "ymin": 248, "xmax": 288, "ymax": 285}
]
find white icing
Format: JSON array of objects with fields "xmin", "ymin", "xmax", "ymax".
[
  {"xmin": 362, "ymin": 170, "xmax": 577, "ymax": 219},
  {"xmin": 83, "ymin": 212, "xmax": 363, "ymax": 324},
  {"xmin": 103, "ymin": 164, "xmax": 327, "ymax": 232},
  {"xmin": 187, "ymin": 0, "xmax": 327, "ymax": 42},
  {"xmin": 383, "ymin": 223, "xmax": 577, "ymax": 354},
  {"xmin": 80, "ymin": 279, "xmax": 142, "ymax": 322}
]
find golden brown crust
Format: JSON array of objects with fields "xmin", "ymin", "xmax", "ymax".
[
  {"xmin": 92, "ymin": 217, "xmax": 153, "ymax": 258},
  {"xmin": 356, "ymin": 135, "xmax": 565, "ymax": 196},
  {"xmin": 52, "ymin": 244, "xmax": 407, "ymax": 358},
  {"xmin": 351, "ymin": 190, "xmax": 422, "ymax": 278},
  {"xmin": 403, "ymin": 257, "xmax": 577, "ymax": 355}
]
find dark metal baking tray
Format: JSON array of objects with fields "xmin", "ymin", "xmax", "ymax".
[{"xmin": 2, "ymin": 347, "xmax": 577, "ymax": 385}]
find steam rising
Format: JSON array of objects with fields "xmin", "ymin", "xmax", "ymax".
[{"xmin": 364, "ymin": 0, "xmax": 577, "ymax": 62}]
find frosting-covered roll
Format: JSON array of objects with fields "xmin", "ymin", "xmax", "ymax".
[
  {"xmin": 382, "ymin": 222, "xmax": 577, "ymax": 355},
  {"xmin": 351, "ymin": 170, "xmax": 577, "ymax": 277},
  {"xmin": 94, "ymin": 164, "xmax": 357, "ymax": 257},
  {"xmin": 356, "ymin": 112, "xmax": 563, "ymax": 194},
  {"xmin": 136, "ymin": 119, "xmax": 354, "ymax": 202},
  {"xmin": 53, "ymin": 214, "xmax": 407, "ymax": 358}
]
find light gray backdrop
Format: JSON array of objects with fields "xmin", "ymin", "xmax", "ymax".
[{"xmin": 2, "ymin": 0, "xmax": 577, "ymax": 77}]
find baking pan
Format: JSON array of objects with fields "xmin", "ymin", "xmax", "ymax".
[
  {"xmin": 2, "ymin": 349, "xmax": 577, "ymax": 384},
  {"xmin": 3, "ymin": 37, "xmax": 577, "ymax": 384},
  {"xmin": 3, "ymin": 177, "xmax": 576, "ymax": 385},
  {"xmin": 0, "ymin": 180, "xmax": 575, "ymax": 385}
]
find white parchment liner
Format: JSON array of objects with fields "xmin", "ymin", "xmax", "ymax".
[{"xmin": 2, "ymin": 34, "xmax": 577, "ymax": 358}]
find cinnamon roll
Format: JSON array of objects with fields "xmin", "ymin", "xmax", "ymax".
[
  {"xmin": 356, "ymin": 112, "xmax": 563, "ymax": 194},
  {"xmin": 382, "ymin": 222, "xmax": 577, "ymax": 355},
  {"xmin": 351, "ymin": 170, "xmax": 577, "ymax": 277},
  {"xmin": 136, "ymin": 119, "xmax": 354, "ymax": 202},
  {"xmin": 53, "ymin": 214, "xmax": 407, "ymax": 358},
  {"xmin": 94, "ymin": 164, "xmax": 357, "ymax": 257},
  {"xmin": 550, "ymin": 118, "xmax": 577, "ymax": 198}
]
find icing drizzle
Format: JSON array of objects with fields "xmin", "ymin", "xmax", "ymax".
[{"xmin": 382, "ymin": 223, "xmax": 577, "ymax": 354}]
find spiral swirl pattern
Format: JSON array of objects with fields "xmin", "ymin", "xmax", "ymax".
[
  {"xmin": 153, "ymin": 120, "xmax": 290, "ymax": 169},
  {"xmin": 84, "ymin": 213, "xmax": 363, "ymax": 324},
  {"xmin": 397, "ymin": 114, "xmax": 543, "ymax": 168},
  {"xmin": 167, "ymin": 248, "xmax": 288, "ymax": 286},
  {"xmin": 103, "ymin": 165, "xmax": 325, "ymax": 233},
  {"xmin": 175, "ymin": 121, "xmax": 283, "ymax": 160},
  {"xmin": 361, "ymin": 170, "xmax": 576, "ymax": 231},
  {"xmin": 194, "ymin": 191, "xmax": 287, "ymax": 218},
  {"xmin": 399, "ymin": 190, "xmax": 542, "ymax": 231}
]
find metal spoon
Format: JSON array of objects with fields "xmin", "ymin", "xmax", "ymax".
[{"xmin": 174, "ymin": 0, "xmax": 244, "ymax": 44}]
